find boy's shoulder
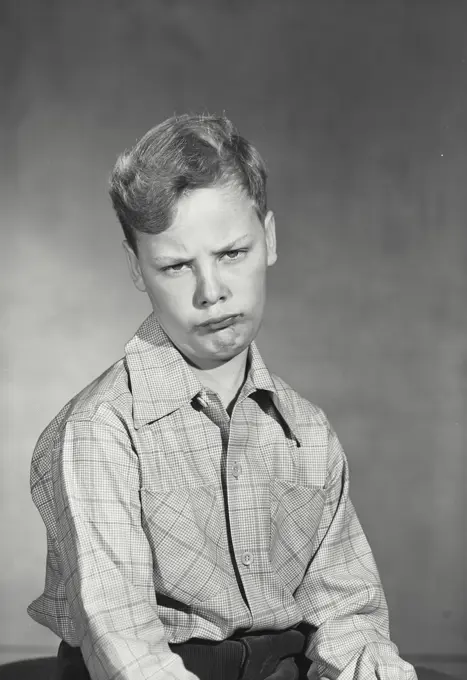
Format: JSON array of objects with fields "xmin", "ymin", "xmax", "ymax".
[
  {"xmin": 35, "ymin": 356, "xmax": 133, "ymax": 456},
  {"xmin": 269, "ymin": 371, "xmax": 330, "ymax": 430}
]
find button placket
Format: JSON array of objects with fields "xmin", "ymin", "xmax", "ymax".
[{"xmin": 225, "ymin": 406, "xmax": 255, "ymax": 615}]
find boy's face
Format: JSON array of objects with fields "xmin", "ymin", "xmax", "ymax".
[{"xmin": 124, "ymin": 185, "xmax": 277, "ymax": 369}]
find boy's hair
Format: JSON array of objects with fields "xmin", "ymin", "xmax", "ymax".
[{"xmin": 109, "ymin": 113, "xmax": 268, "ymax": 253}]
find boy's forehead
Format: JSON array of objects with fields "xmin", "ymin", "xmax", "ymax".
[
  {"xmin": 158, "ymin": 189, "xmax": 258, "ymax": 246},
  {"xmin": 137, "ymin": 188, "xmax": 261, "ymax": 260},
  {"xmin": 172, "ymin": 185, "xmax": 256, "ymax": 225}
]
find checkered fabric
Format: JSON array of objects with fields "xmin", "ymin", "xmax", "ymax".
[{"xmin": 28, "ymin": 314, "xmax": 417, "ymax": 680}]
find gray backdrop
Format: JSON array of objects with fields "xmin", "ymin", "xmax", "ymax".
[{"xmin": 2, "ymin": 1, "xmax": 466, "ymax": 676}]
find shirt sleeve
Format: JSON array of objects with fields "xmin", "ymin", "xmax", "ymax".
[
  {"xmin": 53, "ymin": 418, "xmax": 199, "ymax": 680},
  {"xmin": 293, "ymin": 421, "xmax": 418, "ymax": 680}
]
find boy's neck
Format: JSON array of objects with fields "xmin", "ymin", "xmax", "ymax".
[{"xmin": 190, "ymin": 347, "xmax": 249, "ymax": 413}]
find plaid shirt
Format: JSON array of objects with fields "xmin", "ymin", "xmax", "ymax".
[{"xmin": 29, "ymin": 314, "xmax": 416, "ymax": 680}]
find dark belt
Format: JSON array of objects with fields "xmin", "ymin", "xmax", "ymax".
[{"xmin": 56, "ymin": 628, "xmax": 309, "ymax": 680}]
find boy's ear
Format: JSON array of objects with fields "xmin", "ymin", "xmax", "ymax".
[
  {"xmin": 264, "ymin": 211, "xmax": 277, "ymax": 266},
  {"xmin": 123, "ymin": 240, "xmax": 146, "ymax": 292}
]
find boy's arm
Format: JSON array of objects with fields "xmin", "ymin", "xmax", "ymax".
[
  {"xmin": 52, "ymin": 418, "xmax": 199, "ymax": 680},
  {"xmin": 294, "ymin": 423, "xmax": 417, "ymax": 680}
]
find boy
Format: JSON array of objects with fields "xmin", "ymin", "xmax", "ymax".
[{"xmin": 29, "ymin": 114, "xmax": 417, "ymax": 680}]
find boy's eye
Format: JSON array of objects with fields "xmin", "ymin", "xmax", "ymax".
[
  {"xmin": 163, "ymin": 262, "xmax": 189, "ymax": 273},
  {"xmin": 222, "ymin": 249, "xmax": 246, "ymax": 260}
]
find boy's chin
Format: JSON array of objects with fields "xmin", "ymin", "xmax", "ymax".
[{"xmin": 189, "ymin": 339, "xmax": 249, "ymax": 368}]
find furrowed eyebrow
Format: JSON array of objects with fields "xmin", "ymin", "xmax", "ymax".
[
  {"xmin": 212, "ymin": 234, "xmax": 251, "ymax": 255},
  {"xmin": 152, "ymin": 256, "xmax": 190, "ymax": 267},
  {"xmin": 152, "ymin": 235, "xmax": 252, "ymax": 266}
]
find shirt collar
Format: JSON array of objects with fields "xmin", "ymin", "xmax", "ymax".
[
  {"xmin": 243, "ymin": 341, "xmax": 301, "ymax": 446},
  {"xmin": 125, "ymin": 314, "xmax": 202, "ymax": 428},
  {"xmin": 125, "ymin": 314, "xmax": 300, "ymax": 443}
]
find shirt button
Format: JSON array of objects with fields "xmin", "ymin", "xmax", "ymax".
[
  {"xmin": 232, "ymin": 462, "xmax": 242, "ymax": 478},
  {"xmin": 242, "ymin": 551, "xmax": 253, "ymax": 566},
  {"xmin": 196, "ymin": 393, "xmax": 208, "ymax": 409}
]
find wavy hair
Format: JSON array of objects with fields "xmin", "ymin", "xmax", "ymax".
[{"xmin": 109, "ymin": 113, "xmax": 268, "ymax": 253}]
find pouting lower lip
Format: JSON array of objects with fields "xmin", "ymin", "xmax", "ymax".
[{"xmin": 200, "ymin": 315, "xmax": 238, "ymax": 329}]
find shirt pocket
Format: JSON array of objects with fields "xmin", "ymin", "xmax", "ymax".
[
  {"xmin": 140, "ymin": 483, "xmax": 235, "ymax": 604},
  {"xmin": 269, "ymin": 478, "xmax": 326, "ymax": 594},
  {"xmin": 137, "ymin": 423, "xmax": 222, "ymax": 492}
]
